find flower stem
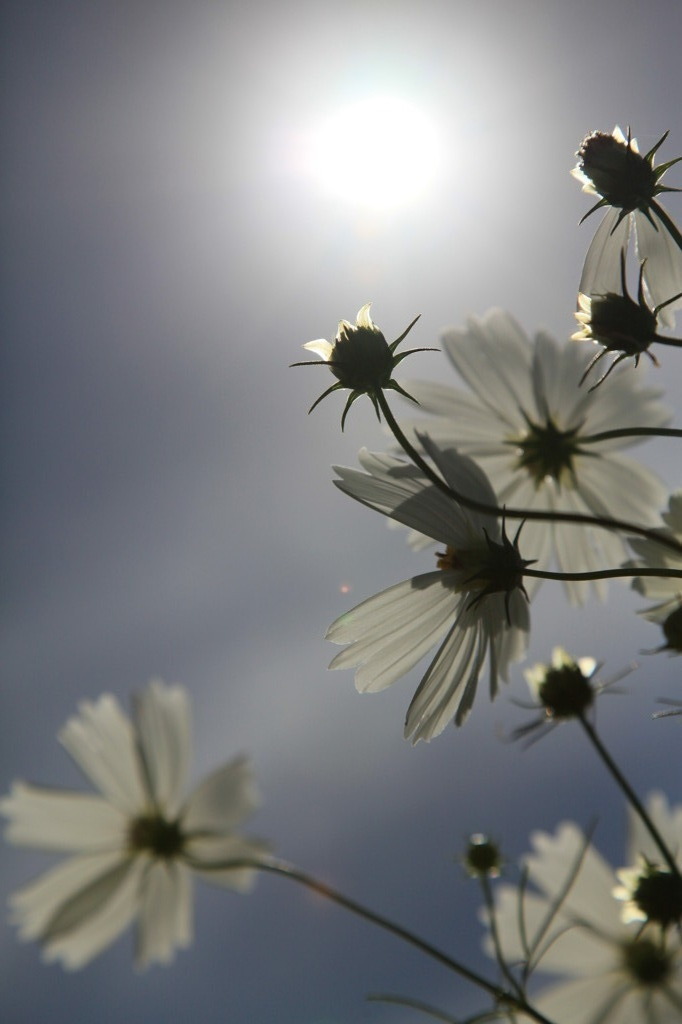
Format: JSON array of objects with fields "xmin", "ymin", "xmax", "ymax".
[
  {"xmin": 577, "ymin": 714, "xmax": 681, "ymax": 877},
  {"xmin": 376, "ymin": 391, "xmax": 682, "ymax": 557},
  {"xmin": 523, "ymin": 566, "xmax": 682, "ymax": 583},
  {"xmin": 651, "ymin": 198, "xmax": 682, "ymax": 251},
  {"xmin": 581, "ymin": 426, "xmax": 682, "ymax": 444},
  {"xmin": 194, "ymin": 855, "xmax": 557, "ymax": 1024}
]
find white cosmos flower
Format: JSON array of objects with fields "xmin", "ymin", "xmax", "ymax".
[
  {"xmin": 0, "ymin": 680, "xmax": 270, "ymax": 970},
  {"xmin": 328, "ymin": 440, "xmax": 530, "ymax": 742},
  {"xmin": 572, "ymin": 126, "xmax": 682, "ymax": 329},
  {"xmin": 628, "ymin": 490, "xmax": 682, "ymax": 653},
  {"xmin": 403, "ymin": 309, "xmax": 670, "ymax": 604},
  {"xmin": 486, "ymin": 799, "xmax": 682, "ymax": 1023}
]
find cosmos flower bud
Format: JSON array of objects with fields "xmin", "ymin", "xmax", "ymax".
[
  {"xmin": 575, "ymin": 130, "xmax": 659, "ymax": 212},
  {"xmin": 293, "ymin": 303, "xmax": 433, "ymax": 429},
  {"xmin": 572, "ymin": 250, "xmax": 682, "ymax": 388},
  {"xmin": 525, "ymin": 647, "xmax": 596, "ymax": 719},
  {"xmin": 464, "ymin": 833, "xmax": 502, "ymax": 878}
]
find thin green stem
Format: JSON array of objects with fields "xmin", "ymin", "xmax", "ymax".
[
  {"xmin": 480, "ymin": 873, "xmax": 524, "ymax": 1000},
  {"xmin": 577, "ymin": 714, "xmax": 681, "ymax": 877},
  {"xmin": 523, "ymin": 566, "xmax": 682, "ymax": 583},
  {"xmin": 377, "ymin": 391, "xmax": 682, "ymax": 557},
  {"xmin": 190, "ymin": 855, "xmax": 557, "ymax": 1024},
  {"xmin": 581, "ymin": 426, "xmax": 682, "ymax": 444}
]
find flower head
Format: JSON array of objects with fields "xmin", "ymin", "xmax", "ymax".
[
  {"xmin": 628, "ymin": 491, "xmax": 682, "ymax": 652},
  {"xmin": 573, "ymin": 249, "xmax": 682, "ymax": 389},
  {"xmin": 484, "ymin": 797, "xmax": 682, "ymax": 1022},
  {"xmin": 327, "ymin": 440, "xmax": 530, "ymax": 742},
  {"xmin": 527, "ymin": 646, "xmax": 597, "ymax": 718},
  {"xmin": 0, "ymin": 680, "xmax": 270, "ymax": 970},
  {"xmin": 403, "ymin": 309, "xmax": 670, "ymax": 603},
  {"xmin": 572, "ymin": 127, "xmax": 682, "ymax": 329},
  {"xmin": 292, "ymin": 303, "xmax": 431, "ymax": 429}
]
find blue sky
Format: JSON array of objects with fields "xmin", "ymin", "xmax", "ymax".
[{"xmin": 3, "ymin": 1, "xmax": 682, "ymax": 1021}]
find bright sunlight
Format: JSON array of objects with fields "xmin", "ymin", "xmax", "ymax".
[{"xmin": 306, "ymin": 95, "xmax": 442, "ymax": 210}]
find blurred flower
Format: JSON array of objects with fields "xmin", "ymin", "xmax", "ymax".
[
  {"xmin": 572, "ymin": 127, "xmax": 682, "ymax": 329},
  {"xmin": 485, "ymin": 799, "xmax": 682, "ymax": 1022},
  {"xmin": 327, "ymin": 440, "xmax": 531, "ymax": 742},
  {"xmin": 573, "ymin": 249, "xmax": 682, "ymax": 389},
  {"xmin": 403, "ymin": 309, "xmax": 670, "ymax": 603},
  {"xmin": 292, "ymin": 303, "xmax": 431, "ymax": 429},
  {"xmin": 464, "ymin": 833, "xmax": 503, "ymax": 879},
  {"xmin": 1, "ymin": 680, "xmax": 269, "ymax": 970},
  {"xmin": 512, "ymin": 647, "xmax": 598, "ymax": 743},
  {"xmin": 628, "ymin": 491, "xmax": 682, "ymax": 652}
]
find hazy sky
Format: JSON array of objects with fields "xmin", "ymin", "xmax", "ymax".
[{"xmin": 3, "ymin": 1, "xmax": 682, "ymax": 1021}]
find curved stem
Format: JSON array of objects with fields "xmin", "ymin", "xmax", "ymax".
[
  {"xmin": 191, "ymin": 855, "xmax": 557, "ymax": 1024},
  {"xmin": 480, "ymin": 873, "xmax": 524, "ymax": 1000},
  {"xmin": 523, "ymin": 566, "xmax": 682, "ymax": 583},
  {"xmin": 376, "ymin": 391, "xmax": 682, "ymax": 558},
  {"xmin": 581, "ymin": 426, "xmax": 682, "ymax": 444},
  {"xmin": 577, "ymin": 714, "xmax": 681, "ymax": 877}
]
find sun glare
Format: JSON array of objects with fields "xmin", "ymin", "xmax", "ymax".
[{"xmin": 307, "ymin": 96, "xmax": 441, "ymax": 210}]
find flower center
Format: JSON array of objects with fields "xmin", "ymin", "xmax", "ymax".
[
  {"xmin": 621, "ymin": 937, "xmax": 672, "ymax": 987},
  {"xmin": 537, "ymin": 663, "xmax": 594, "ymax": 719},
  {"xmin": 128, "ymin": 814, "xmax": 185, "ymax": 859},
  {"xmin": 511, "ymin": 415, "xmax": 585, "ymax": 488},
  {"xmin": 633, "ymin": 867, "xmax": 682, "ymax": 929}
]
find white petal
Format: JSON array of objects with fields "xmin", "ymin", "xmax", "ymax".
[
  {"xmin": 10, "ymin": 852, "xmax": 142, "ymax": 969},
  {"xmin": 59, "ymin": 694, "xmax": 147, "ymax": 816},
  {"xmin": 302, "ymin": 339, "xmax": 333, "ymax": 360},
  {"xmin": 333, "ymin": 451, "xmax": 473, "ymax": 548},
  {"xmin": 404, "ymin": 607, "xmax": 486, "ymax": 740},
  {"xmin": 627, "ymin": 792, "xmax": 682, "ymax": 867},
  {"xmin": 534, "ymin": 976, "xmax": 629, "ymax": 1024},
  {"xmin": 575, "ymin": 452, "xmax": 668, "ymax": 528},
  {"xmin": 185, "ymin": 834, "xmax": 270, "ymax": 891},
  {"xmin": 440, "ymin": 310, "xmax": 535, "ymax": 424},
  {"xmin": 134, "ymin": 680, "xmax": 191, "ymax": 818},
  {"xmin": 1, "ymin": 782, "xmax": 125, "ymax": 851},
  {"xmin": 579, "ymin": 208, "xmax": 631, "ymax": 299},
  {"xmin": 183, "ymin": 757, "xmax": 261, "ymax": 834},
  {"xmin": 327, "ymin": 574, "xmax": 460, "ymax": 692},
  {"xmin": 136, "ymin": 861, "xmax": 192, "ymax": 968},
  {"xmin": 42, "ymin": 858, "xmax": 144, "ymax": 970},
  {"xmin": 526, "ymin": 823, "xmax": 622, "ymax": 930},
  {"xmin": 9, "ymin": 850, "xmax": 128, "ymax": 941},
  {"xmin": 635, "ymin": 209, "xmax": 682, "ymax": 328}
]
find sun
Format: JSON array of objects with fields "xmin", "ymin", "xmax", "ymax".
[{"xmin": 306, "ymin": 95, "xmax": 442, "ymax": 211}]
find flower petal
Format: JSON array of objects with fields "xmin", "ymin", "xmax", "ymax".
[
  {"xmin": 134, "ymin": 680, "xmax": 191, "ymax": 818},
  {"xmin": 185, "ymin": 834, "xmax": 270, "ymax": 891},
  {"xmin": 0, "ymin": 782, "xmax": 125, "ymax": 851},
  {"xmin": 579, "ymin": 208, "xmax": 631, "ymax": 299},
  {"xmin": 10, "ymin": 852, "xmax": 142, "ymax": 969},
  {"xmin": 183, "ymin": 757, "xmax": 261, "ymax": 834},
  {"xmin": 327, "ymin": 574, "xmax": 460, "ymax": 693},
  {"xmin": 635, "ymin": 209, "xmax": 682, "ymax": 328},
  {"xmin": 135, "ymin": 861, "xmax": 192, "ymax": 968},
  {"xmin": 59, "ymin": 694, "xmax": 147, "ymax": 816}
]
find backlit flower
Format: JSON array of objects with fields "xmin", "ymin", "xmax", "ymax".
[
  {"xmin": 485, "ymin": 799, "xmax": 682, "ymax": 1022},
  {"xmin": 292, "ymin": 303, "xmax": 430, "ymax": 429},
  {"xmin": 573, "ymin": 249, "xmax": 682, "ymax": 389},
  {"xmin": 1, "ymin": 680, "xmax": 269, "ymax": 970},
  {"xmin": 327, "ymin": 440, "xmax": 531, "ymax": 742},
  {"xmin": 572, "ymin": 127, "xmax": 682, "ymax": 329},
  {"xmin": 403, "ymin": 309, "xmax": 670, "ymax": 603}
]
